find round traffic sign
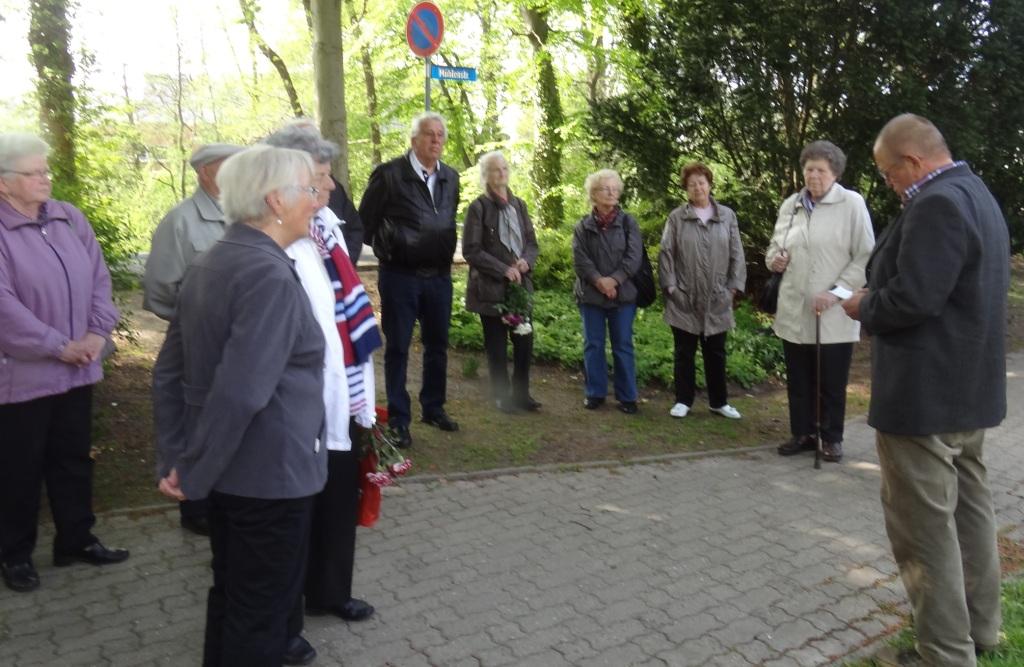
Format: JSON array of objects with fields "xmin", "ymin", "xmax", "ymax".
[{"xmin": 406, "ymin": 2, "xmax": 444, "ymax": 58}]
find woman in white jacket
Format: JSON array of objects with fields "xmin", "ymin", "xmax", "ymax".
[
  {"xmin": 765, "ymin": 141, "xmax": 874, "ymax": 464},
  {"xmin": 265, "ymin": 126, "xmax": 382, "ymax": 666}
]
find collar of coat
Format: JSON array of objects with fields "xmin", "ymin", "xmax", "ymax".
[
  {"xmin": 581, "ymin": 208, "xmax": 626, "ymax": 232},
  {"xmin": 793, "ymin": 182, "xmax": 845, "ymax": 211},
  {"xmin": 680, "ymin": 197, "xmax": 723, "ymax": 223},
  {"xmin": 192, "ymin": 186, "xmax": 225, "ymax": 223},
  {"xmin": 0, "ymin": 197, "xmax": 72, "ymax": 230},
  {"xmin": 218, "ymin": 221, "xmax": 298, "ymax": 274},
  {"xmin": 402, "ymin": 150, "xmax": 449, "ymax": 183}
]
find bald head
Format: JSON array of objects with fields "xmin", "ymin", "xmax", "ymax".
[
  {"xmin": 874, "ymin": 114, "xmax": 951, "ymax": 163},
  {"xmin": 873, "ymin": 114, "xmax": 955, "ymax": 199}
]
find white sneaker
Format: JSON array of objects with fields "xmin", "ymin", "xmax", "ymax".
[
  {"xmin": 710, "ymin": 404, "xmax": 741, "ymax": 419},
  {"xmin": 669, "ymin": 403, "xmax": 690, "ymax": 418}
]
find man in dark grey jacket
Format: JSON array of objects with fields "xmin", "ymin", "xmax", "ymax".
[
  {"xmin": 359, "ymin": 112, "xmax": 461, "ymax": 448},
  {"xmin": 843, "ymin": 114, "xmax": 1009, "ymax": 667}
]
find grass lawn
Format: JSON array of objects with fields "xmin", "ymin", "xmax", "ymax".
[{"xmin": 844, "ymin": 575, "xmax": 1024, "ymax": 666}]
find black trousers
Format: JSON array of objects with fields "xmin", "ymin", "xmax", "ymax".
[
  {"xmin": 0, "ymin": 385, "xmax": 96, "ymax": 565},
  {"xmin": 782, "ymin": 340, "xmax": 853, "ymax": 444},
  {"xmin": 203, "ymin": 492, "xmax": 313, "ymax": 667},
  {"xmin": 671, "ymin": 328, "xmax": 728, "ymax": 408},
  {"xmin": 303, "ymin": 446, "xmax": 360, "ymax": 611},
  {"xmin": 378, "ymin": 267, "xmax": 453, "ymax": 428},
  {"xmin": 179, "ymin": 498, "xmax": 208, "ymax": 521},
  {"xmin": 480, "ymin": 314, "xmax": 533, "ymax": 403}
]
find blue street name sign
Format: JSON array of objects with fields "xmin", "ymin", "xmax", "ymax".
[{"xmin": 430, "ymin": 65, "xmax": 478, "ymax": 82}]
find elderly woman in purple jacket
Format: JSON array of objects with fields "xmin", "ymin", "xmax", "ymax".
[{"xmin": 0, "ymin": 133, "xmax": 128, "ymax": 594}]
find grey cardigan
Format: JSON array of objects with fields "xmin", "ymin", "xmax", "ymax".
[
  {"xmin": 572, "ymin": 209, "xmax": 643, "ymax": 307},
  {"xmin": 152, "ymin": 223, "xmax": 328, "ymax": 500},
  {"xmin": 860, "ymin": 164, "xmax": 1009, "ymax": 435}
]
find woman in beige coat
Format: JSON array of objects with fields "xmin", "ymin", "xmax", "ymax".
[
  {"xmin": 765, "ymin": 141, "xmax": 875, "ymax": 463},
  {"xmin": 658, "ymin": 162, "xmax": 746, "ymax": 420}
]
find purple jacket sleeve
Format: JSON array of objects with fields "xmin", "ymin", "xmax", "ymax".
[{"xmin": 67, "ymin": 206, "xmax": 119, "ymax": 337}]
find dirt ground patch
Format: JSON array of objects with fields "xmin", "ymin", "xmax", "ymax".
[{"xmin": 89, "ymin": 259, "xmax": 1023, "ymax": 512}]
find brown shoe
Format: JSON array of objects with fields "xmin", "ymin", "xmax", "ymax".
[
  {"xmin": 822, "ymin": 440, "xmax": 843, "ymax": 462},
  {"xmin": 777, "ymin": 435, "xmax": 816, "ymax": 456}
]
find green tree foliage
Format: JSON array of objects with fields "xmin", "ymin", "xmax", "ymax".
[
  {"xmin": 29, "ymin": 0, "xmax": 77, "ymax": 186},
  {"xmin": 593, "ymin": 0, "xmax": 1024, "ymax": 262}
]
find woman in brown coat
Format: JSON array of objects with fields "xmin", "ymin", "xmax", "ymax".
[{"xmin": 462, "ymin": 151, "xmax": 540, "ymax": 412}]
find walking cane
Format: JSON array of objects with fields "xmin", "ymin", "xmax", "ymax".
[{"xmin": 813, "ymin": 310, "xmax": 823, "ymax": 470}]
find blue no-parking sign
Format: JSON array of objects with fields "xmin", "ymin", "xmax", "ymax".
[{"xmin": 406, "ymin": 2, "xmax": 444, "ymax": 58}]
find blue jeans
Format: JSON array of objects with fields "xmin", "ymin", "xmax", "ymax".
[
  {"xmin": 378, "ymin": 267, "xmax": 453, "ymax": 428},
  {"xmin": 579, "ymin": 303, "xmax": 638, "ymax": 402}
]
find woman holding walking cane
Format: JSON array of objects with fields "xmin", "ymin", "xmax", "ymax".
[{"xmin": 765, "ymin": 141, "xmax": 874, "ymax": 464}]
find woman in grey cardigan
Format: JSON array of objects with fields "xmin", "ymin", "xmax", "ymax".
[
  {"xmin": 152, "ymin": 145, "xmax": 326, "ymax": 667},
  {"xmin": 658, "ymin": 162, "xmax": 746, "ymax": 420},
  {"xmin": 572, "ymin": 169, "xmax": 643, "ymax": 414},
  {"xmin": 462, "ymin": 151, "xmax": 540, "ymax": 412}
]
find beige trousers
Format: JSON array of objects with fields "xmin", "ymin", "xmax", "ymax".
[{"xmin": 876, "ymin": 430, "xmax": 1002, "ymax": 667}]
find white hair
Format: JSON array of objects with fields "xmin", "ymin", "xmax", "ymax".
[
  {"xmin": 216, "ymin": 145, "xmax": 314, "ymax": 226},
  {"xmin": 263, "ymin": 124, "xmax": 340, "ymax": 164},
  {"xmin": 584, "ymin": 169, "xmax": 624, "ymax": 206},
  {"xmin": 410, "ymin": 112, "xmax": 447, "ymax": 140},
  {"xmin": 478, "ymin": 150, "xmax": 508, "ymax": 189},
  {"xmin": 0, "ymin": 133, "xmax": 50, "ymax": 173}
]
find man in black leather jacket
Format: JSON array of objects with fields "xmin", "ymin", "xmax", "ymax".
[{"xmin": 359, "ymin": 112, "xmax": 461, "ymax": 447}]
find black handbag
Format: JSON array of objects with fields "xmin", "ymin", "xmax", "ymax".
[
  {"xmin": 757, "ymin": 272, "xmax": 783, "ymax": 314},
  {"xmin": 624, "ymin": 218, "xmax": 657, "ymax": 308},
  {"xmin": 758, "ymin": 208, "xmax": 797, "ymax": 315}
]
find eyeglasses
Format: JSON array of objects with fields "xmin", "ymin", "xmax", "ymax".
[
  {"xmin": 595, "ymin": 186, "xmax": 618, "ymax": 194},
  {"xmin": 4, "ymin": 169, "xmax": 51, "ymax": 180},
  {"xmin": 291, "ymin": 185, "xmax": 320, "ymax": 198}
]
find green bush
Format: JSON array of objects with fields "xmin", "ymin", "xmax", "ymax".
[{"xmin": 451, "ymin": 270, "xmax": 784, "ymax": 388}]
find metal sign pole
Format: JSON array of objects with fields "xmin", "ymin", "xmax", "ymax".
[{"xmin": 425, "ymin": 56, "xmax": 432, "ymax": 111}]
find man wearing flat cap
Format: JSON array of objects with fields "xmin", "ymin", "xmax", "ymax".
[
  {"xmin": 143, "ymin": 142, "xmax": 242, "ymax": 535},
  {"xmin": 143, "ymin": 143, "xmax": 243, "ymax": 321}
]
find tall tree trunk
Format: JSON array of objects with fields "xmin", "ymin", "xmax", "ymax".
[
  {"xmin": 477, "ymin": 0, "xmax": 502, "ymax": 146},
  {"xmin": 238, "ymin": 0, "xmax": 304, "ymax": 117},
  {"xmin": 311, "ymin": 0, "xmax": 349, "ymax": 191},
  {"xmin": 29, "ymin": 0, "xmax": 77, "ymax": 187},
  {"xmin": 522, "ymin": 6, "xmax": 565, "ymax": 228},
  {"xmin": 344, "ymin": 0, "xmax": 381, "ymax": 166}
]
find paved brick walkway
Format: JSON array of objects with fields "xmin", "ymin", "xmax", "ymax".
[{"xmin": 3, "ymin": 353, "xmax": 1022, "ymax": 666}]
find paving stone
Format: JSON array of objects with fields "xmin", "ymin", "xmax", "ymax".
[{"xmin": 2, "ymin": 352, "xmax": 1023, "ymax": 667}]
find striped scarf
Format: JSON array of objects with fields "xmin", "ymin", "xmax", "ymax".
[{"xmin": 309, "ymin": 216, "xmax": 383, "ymax": 418}]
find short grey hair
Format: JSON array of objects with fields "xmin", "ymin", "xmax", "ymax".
[
  {"xmin": 0, "ymin": 133, "xmax": 50, "ymax": 173},
  {"xmin": 584, "ymin": 169, "xmax": 624, "ymax": 205},
  {"xmin": 410, "ymin": 112, "xmax": 447, "ymax": 140},
  {"xmin": 216, "ymin": 145, "xmax": 314, "ymax": 226},
  {"xmin": 262, "ymin": 124, "xmax": 339, "ymax": 164},
  {"xmin": 478, "ymin": 150, "xmax": 508, "ymax": 189},
  {"xmin": 799, "ymin": 140, "xmax": 847, "ymax": 180}
]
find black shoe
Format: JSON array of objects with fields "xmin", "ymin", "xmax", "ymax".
[
  {"xmin": 777, "ymin": 435, "xmax": 817, "ymax": 456},
  {"xmin": 389, "ymin": 424, "xmax": 412, "ymax": 449},
  {"xmin": 583, "ymin": 396, "xmax": 605, "ymax": 410},
  {"xmin": 307, "ymin": 597, "xmax": 375, "ymax": 622},
  {"xmin": 180, "ymin": 515, "xmax": 210, "ymax": 536},
  {"xmin": 2, "ymin": 561, "xmax": 40, "ymax": 592},
  {"xmin": 53, "ymin": 541, "xmax": 130, "ymax": 567},
  {"xmin": 876, "ymin": 646, "xmax": 927, "ymax": 666},
  {"xmin": 822, "ymin": 440, "xmax": 843, "ymax": 463},
  {"xmin": 422, "ymin": 412, "xmax": 459, "ymax": 432},
  {"xmin": 618, "ymin": 401, "xmax": 639, "ymax": 414},
  {"xmin": 517, "ymin": 396, "xmax": 542, "ymax": 411},
  {"xmin": 283, "ymin": 635, "xmax": 317, "ymax": 666}
]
